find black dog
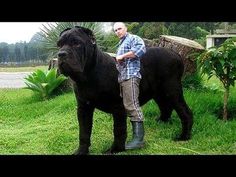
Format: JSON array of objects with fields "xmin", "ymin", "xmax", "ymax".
[{"xmin": 57, "ymin": 26, "xmax": 193, "ymax": 155}]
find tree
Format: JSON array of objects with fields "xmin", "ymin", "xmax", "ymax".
[
  {"xmin": 137, "ymin": 22, "xmax": 168, "ymax": 40},
  {"xmin": 2, "ymin": 45, "xmax": 9, "ymax": 63},
  {"xmin": 100, "ymin": 32, "xmax": 119, "ymax": 53},
  {"xmin": 166, "ymin": 22, "xmax": 219, "ymax": 40},
  {"xmin": 24, "ymin": 43, "xmax": 28, "ymax": 61},
  {"xmin": 0, "ymin": 47, "xmax": 2, "ymax": 63},
  {"xmin": 197, "ymin": 37, "xmax": 236, "ymax": 120},
  {"xmin": 15, "ymin": 45, "xmax": 21, "ymax": 63}
]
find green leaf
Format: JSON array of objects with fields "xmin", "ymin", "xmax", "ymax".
[
  {"xmin": 46, "ymin": 68, "xmax": 57, "ymax": 83},
  {"xmin": 229, "ymin": 48, "xmax": 236, "ymax": 63},
  {"xmin": 24, "ymin": 68, "xmax": 67, "ymax": 99}
]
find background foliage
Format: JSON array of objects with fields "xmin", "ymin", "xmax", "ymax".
[{"xmin": 1, "ymin": 22, "xmax": 235, "ymax": 65}]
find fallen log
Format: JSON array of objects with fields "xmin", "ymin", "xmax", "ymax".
[{"xmin": 157, "ymin": 35, "xmax": 205, "ymax": 75}]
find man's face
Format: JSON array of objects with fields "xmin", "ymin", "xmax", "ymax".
[{"xmin": 113, "ymin": 23, "xmax": 127, "ymax": 39}]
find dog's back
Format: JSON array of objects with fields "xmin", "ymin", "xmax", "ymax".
[{"xmin": 139, "ymin": 47, "xmax": 184, "ymax": 105}]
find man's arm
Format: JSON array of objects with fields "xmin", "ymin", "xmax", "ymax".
[
  {"xmin": 130, "ymin": 36, "xmax": 146, "ymax": 58},
  {"xmin": 116, "ymin": 51, "xmax": 135, "ymax": 62}
]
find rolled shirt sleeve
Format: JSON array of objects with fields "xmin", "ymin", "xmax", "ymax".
[{"xmin": 130, "ymin": 35, "xmax": 146, "ymax": 58}]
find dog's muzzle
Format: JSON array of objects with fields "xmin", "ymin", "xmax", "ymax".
[{"xmin": 58, "ymin": 50, "xmax": 68, "ymax": 61}]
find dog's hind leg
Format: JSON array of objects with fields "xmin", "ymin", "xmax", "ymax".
[
  {"xmin": 154, "ymin": 95, "xmax": 173, "ymax": 123},
  {"xmin": 172, "ymin": 96, "xmax": 193, "ymax": 141},
  {"xmin": 163, "ymin": 81, "xmax": 193, "ymax": 141}
]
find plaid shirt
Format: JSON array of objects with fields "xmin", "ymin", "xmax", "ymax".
[{"xmin": 116, "ymin": 33, "xmax": 146, "ymax": 83}]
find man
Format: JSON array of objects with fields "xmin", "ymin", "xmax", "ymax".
[{"xmin": 113, "ymin": 22, "xmax": 146, "ymax": 150}]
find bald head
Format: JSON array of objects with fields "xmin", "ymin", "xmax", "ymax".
[
  {"xmin": 113, "ymin": 22, "xmax": 127, "ymax": 39},
  {"xmin": 113, "ymin": 22, "xmax": 126, "ymax": 30}
]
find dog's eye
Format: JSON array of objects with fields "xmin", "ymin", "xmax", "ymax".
[
  {"xmin": 70, "ymin": 39, "xmax": 80, "ymax": 46},
  {"xmin": 71, "ymin": 42, "xmax": 81, "ymax": 48},
  {"xmin": 74, "ymin": 44, "xmax": 80, "ymax": 48}
]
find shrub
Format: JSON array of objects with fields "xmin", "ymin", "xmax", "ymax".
[
  {"xmin": 182, "ymin": 72, "xmax": 203, "ymax": 90},
  {"xmin": 24, "ymin": 68, "xmax": 67, "ymax": 100}
]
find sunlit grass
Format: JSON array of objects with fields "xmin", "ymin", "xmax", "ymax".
[{"xmin": 0, "ymin": 82, "xmax": 236, "ymax": 155}]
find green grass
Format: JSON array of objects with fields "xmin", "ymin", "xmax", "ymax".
[
  {"xmin": 0, "ymin": 89, "xmax": 78, "ymax": 154},
  {"xmin": 0, "ymin": 65, "xmax": 48, "ymax": 72},
  {"xmin": 0, "ymin": 77, "xmax": 236, "ymax": 155}
]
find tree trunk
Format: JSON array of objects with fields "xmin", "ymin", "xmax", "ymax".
[
  {"xmin": 223, "ymin": 86, "xmax": 229, "ymax": 120},
  {"xmin": 157, "ymin": 35, "xmax": 205, "ymax": 75}
]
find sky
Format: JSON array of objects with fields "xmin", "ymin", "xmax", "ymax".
[{"xmin": 0, "ymin": 22, "xmax": 48, "ymax": 44}]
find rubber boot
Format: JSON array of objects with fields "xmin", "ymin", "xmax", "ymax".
[{"xmin": 125, "ymin": 121, "xmax": 145, "ymax": 150}]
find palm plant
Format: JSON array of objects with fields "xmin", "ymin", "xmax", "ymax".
[
  {"xmin": 38, "ymin": 22, "xmax": 105, "ymax": 58},
  {"xmin": 24, "ymin": 68, "xmax": 67, "ymax": 100}
]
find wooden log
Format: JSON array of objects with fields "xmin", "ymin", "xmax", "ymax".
[
  {"xmin": 48, "ymin": 58, "xmax": 58, "ymax": 70},
  {"xmin": 48, "ymin": 58, "xmax": 73, "ymax": 91},
  {"xmin": 157, "ymin": 35, "xmax": 205, "ymax": 75}
]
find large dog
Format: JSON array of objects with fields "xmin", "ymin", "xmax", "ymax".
[{"xmin": 57, "ymin": 26, "xmax": 193, "ymax": 155}]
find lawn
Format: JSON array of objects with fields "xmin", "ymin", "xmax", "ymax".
[
  {"xmin": 0, "ymin": 65, "xmax": 48, "ymax": 72},
  {"xmin": 0, "ymin": 83, "xmax": 236, "ymax": 155},
  {"xmin": 0, "ymin": 66, "xmax": 236, "ymax": 155}
]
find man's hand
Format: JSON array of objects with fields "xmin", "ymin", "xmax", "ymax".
[
  {"xmin": 116, "ymin": 55, "xmax": 124, "ymax": 62},
  {"xmin": 116, "ymin": 51, "xmax": 135, "ymax": 62}
]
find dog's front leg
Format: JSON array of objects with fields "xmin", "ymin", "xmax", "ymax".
[{"xmin": 73, "ymin": 101, "xmax": 95, "ymax": 155}]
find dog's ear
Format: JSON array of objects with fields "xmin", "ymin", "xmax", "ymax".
[
  {"xmin": 59, "ymin": 28, "xmax": 72, "ymax": 37},
  {"xmin": 75, "ymin": 26, "xmax": 96, "ymax": 45}
]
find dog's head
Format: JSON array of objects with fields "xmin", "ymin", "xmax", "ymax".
[{"xmin": 57, "ymin": 26, "xmax": 96, "ymax": 76}]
